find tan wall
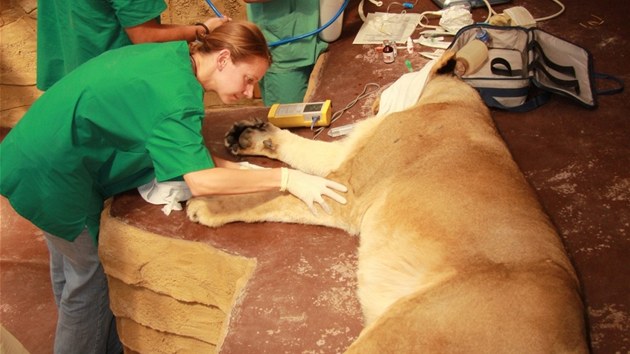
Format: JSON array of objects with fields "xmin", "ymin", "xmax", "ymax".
[
  {"xmin": 0, "ymin": 0, "xmax": 252, "ymax": 128},
  {"xmin": 1, "ymin": 0, "xmax": 38, "ymax": 128}
]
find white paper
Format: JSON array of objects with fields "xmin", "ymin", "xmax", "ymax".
[
  {"xmin": 376, "ymin": 59, "xmax": 436, "ymax": 118},
  {"xmin": 353, "ymin": 12, "xmax": 423, "ymax": 44}
]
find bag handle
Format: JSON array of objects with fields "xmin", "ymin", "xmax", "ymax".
[
  {"xmin": 490, "ymin": 58, "xmax": 524, "ymax": 77},
  {"xmin": 594, "ymin": 73, "xmax": 625, "ymax": 95}
]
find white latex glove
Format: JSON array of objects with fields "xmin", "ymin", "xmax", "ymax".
[{"xmin": 279, "ymin": 167, "xmax": 348, "ymax": 215}]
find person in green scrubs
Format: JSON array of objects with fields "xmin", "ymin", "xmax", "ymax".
[
  {"xmin": 244, "ymin": 0, "xmax": 329, "ymax": 105},
  {"xmin": 37, "ymin": 0, "xmax": 225, "ymax": 90},
  {"xmin": 1, "ymin": 20, "xmax": 347, "ymax": 353}
]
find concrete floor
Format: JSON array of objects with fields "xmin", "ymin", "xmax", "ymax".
[
  {"xmin": 1, "ymin": 0, "xmax": 629, "ymax": 352},
  {"xmin": 1, "ymin": 194, "xmax": 56, "ymax": 353}
]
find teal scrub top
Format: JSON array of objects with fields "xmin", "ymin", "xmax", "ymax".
[
  {"xmin": 36, "ymin": 0, "xmax": 167, "ymax": 90},
  {"xmin": 247, "ymin": 1, "xmax": 328, "ymax": 72},
  {"xmin": 247, "ymin": 1, "xmax": 329, "ymax": 105},
  {"xmin": 1, "ymin": 41, "xmax": 214, "ymax": 243}
]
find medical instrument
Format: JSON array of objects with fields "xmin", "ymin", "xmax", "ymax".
[
  {"xmin": 418, "ymin": 49, "xmax": 445, "ymax": 60},
  {"xmin": 327, "ymin": 123, "xmax": 356, "ymax": 138},
  {"xmin": 415, "ymin": 36, "xmax": 452, "ymax": 49},
  {"xmin": 419, "ymin": 29, "xmax": 456, "ymax": 37},
  {"xmin": 405, "ymin": 60, "xmax": 414, "ymax": 72},
  {"xmin": 406, "ymin": 37, "xmax": 414, "ymax": 53},
  {"xmin": 267, "ymin": 101, "xmax": 332, "ymax": 129},
  {"xmin": 203, "ymin": 0, "xmax": 349, "ymax": 47}
]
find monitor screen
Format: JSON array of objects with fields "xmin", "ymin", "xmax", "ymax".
[{"xmin": 303, "ymin": 103, "xmax": 324, "ymax": 112}]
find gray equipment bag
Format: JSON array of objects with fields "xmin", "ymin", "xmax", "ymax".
[{"xmin": 448, "ymin": 24, "xmax": 624, "ymax": 112}]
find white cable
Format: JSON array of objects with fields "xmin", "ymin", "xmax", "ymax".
[
  {"xmin": 480, "ymin": 0, "xmax": 498, "ymax": 23},
  {"xmin": 534, "ymin": 0, "xmax": 565, "ymax": 22},
  {"xmin": 418, "ymin": 10, "xmax": 444, "ymax": 29},
  {"xmin": 313, "ymin": 83, "xmax": 381, "ymax": 139},
  {"xmin": 484, "ymin": 0, "xmax": 565, "ymax": 24},
  {"xmin": 358, "ymin": 0, "xmax": 368, "ymax": 21}
]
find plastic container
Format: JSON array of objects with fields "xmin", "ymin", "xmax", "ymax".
[{"xmin": 319, "ymin": 0, "xmax": 345, "ymax": 42}]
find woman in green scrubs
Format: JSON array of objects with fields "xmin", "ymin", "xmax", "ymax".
[{"xmin": 1, "ymin": 20, "xmax": 346, "ymax": 353}]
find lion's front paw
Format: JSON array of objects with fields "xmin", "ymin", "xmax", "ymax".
[
  {"xmin": 224, "ymin": 118, "xmax": 280, "ymax": 158},
  {"xmin": 187, "ymin": 197, "xmax": 225, "ymax": 228}
]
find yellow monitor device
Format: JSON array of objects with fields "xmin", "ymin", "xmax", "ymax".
[{"xmin": 267, "ymin": 100, "xmax": 332, "ymax": 128}]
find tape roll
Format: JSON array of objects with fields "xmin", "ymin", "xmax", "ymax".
[{"xmin": 455, "ymin": 39, "xmax": 489, "ymax": 76}]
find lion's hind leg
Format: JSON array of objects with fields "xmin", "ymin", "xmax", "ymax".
[{"xmin": 346, "ymin": 266, "xmax": 588, "ymax": 353}]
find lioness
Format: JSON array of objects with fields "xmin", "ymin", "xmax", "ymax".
[{"xmin": 187, "ymin": 52, "xmax": 588, "ymax": 353}]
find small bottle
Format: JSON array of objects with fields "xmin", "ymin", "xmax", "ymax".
[
  {"xmin": 382, "ymin": 40, "xmax": 395, "ymax": 64},
  {"xmin": 475, "ymin": 28, "xmax": 492, "ymax": 46}
]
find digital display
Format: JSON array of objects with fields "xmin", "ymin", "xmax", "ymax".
[
  {"xmin": 303, "ymin": 103, "xmax": 323, "ymax": 112},
  {"xmin": 268, "ymin": 100, "xmax": 331, "ymax": 128}
]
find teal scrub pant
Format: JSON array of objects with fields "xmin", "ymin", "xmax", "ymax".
[
  {"xmin": 259, "ymin": 65, "xmax": 314, "ymax": 106},
  {"xmin": 45, "ymin": 230, "xmax": 122, "ymax": 354}
]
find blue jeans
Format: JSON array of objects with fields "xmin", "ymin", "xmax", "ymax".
[{"xmin": 45, "ymin": 230, "xmax": 122, "ymax": 354}]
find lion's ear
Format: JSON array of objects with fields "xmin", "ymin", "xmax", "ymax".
[{"xmin": 432, "ymin": 50, "xmax": 458, "ymax": 77}]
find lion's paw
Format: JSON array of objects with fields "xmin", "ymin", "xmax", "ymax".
[
  {"xmin": 224, "ymin": 118, "xmax": 280, "ymax": 158},
  {"xmin": 186, "ymin": 197, "xmax": 225, "ymax": 228}
]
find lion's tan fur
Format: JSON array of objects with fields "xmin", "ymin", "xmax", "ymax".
[{"xmin": 187, "ymin": 52, "xmax": 588, "ymax": 353}]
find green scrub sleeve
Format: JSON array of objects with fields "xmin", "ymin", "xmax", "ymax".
[
  {"xmin": 147, "ymin": 110, "xmax": 215, "ymax": 182},
  {"xmin": 112, "ymin": 0, "xmax": 167, "ymax": 27},
  {"xmin": 36, "ymin": 0, "xmax": 167, "ymax": 90}
]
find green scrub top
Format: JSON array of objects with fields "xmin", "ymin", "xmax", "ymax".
[
  {"xmin": 1, "ymin": 41, "xmax": 214, "ymax": 243},
  {"xmin": 36, "ymin": 0, "xmax": 167, "ymax": 90}
]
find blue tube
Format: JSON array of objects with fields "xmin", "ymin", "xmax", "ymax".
[
  {"xmin": 204, "ymin": 0, "xmax": 223, "ymax": 17},
  {"xmin": 203, "ymin": 0, "xmax": 349, "ymax": 47}
]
